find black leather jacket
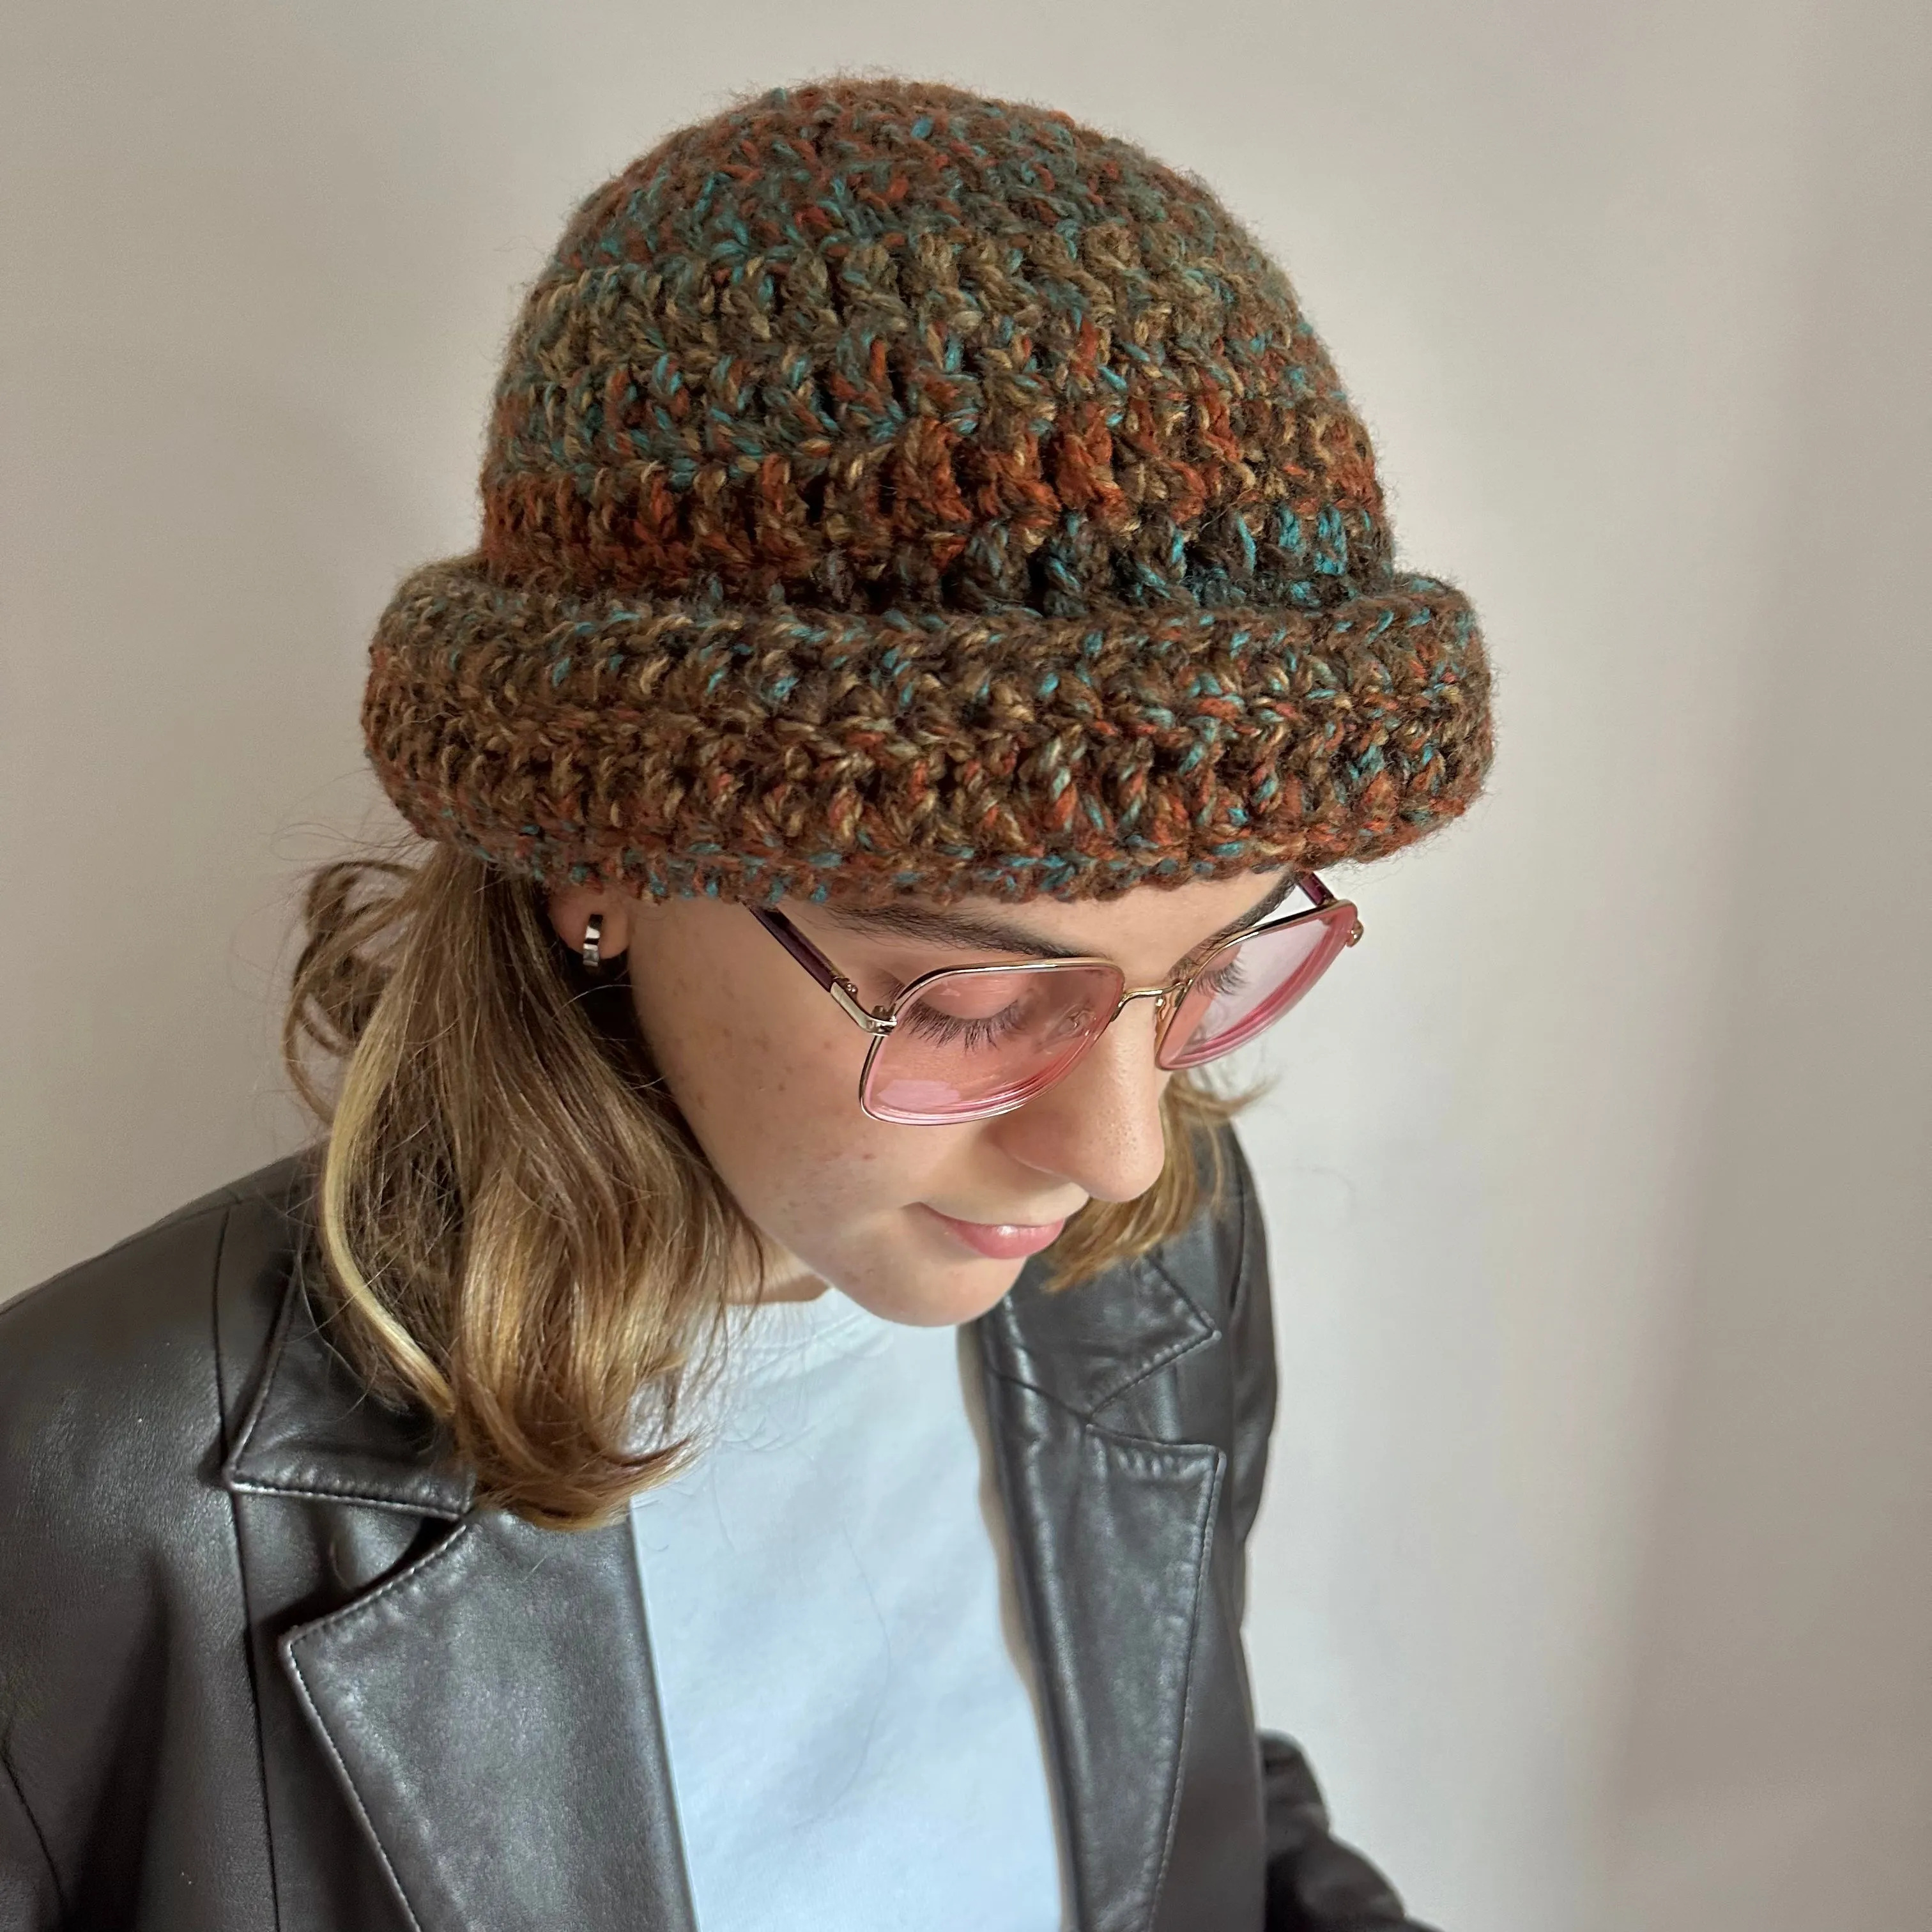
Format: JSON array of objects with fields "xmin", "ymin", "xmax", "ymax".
[{"xmin": 0, "ymin": 1130, "xmax": 1436, "ymax": 1931}]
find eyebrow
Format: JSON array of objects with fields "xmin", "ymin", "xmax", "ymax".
[{"xmin": 824, "ymin": 868, "xmax": 1304, "ymax": 970}]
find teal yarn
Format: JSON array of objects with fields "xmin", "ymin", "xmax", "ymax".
[{"xmin": 362, "ymin": 74, "xmax": 1493, "ymax": 906}]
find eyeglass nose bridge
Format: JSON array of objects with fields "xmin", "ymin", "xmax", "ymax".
[
  {"xmin": 1106, "ymin": 981, "xmax": 1176, "ymax": 1028},
  {"xmin": 1092, "ymin": 980, "xmax": 1190, "ymax": 1066}
]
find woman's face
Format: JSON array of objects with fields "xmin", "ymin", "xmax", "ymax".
[{"xmin": 549, "ymin": 868, "xmax": 1292, "ymax": 1327}]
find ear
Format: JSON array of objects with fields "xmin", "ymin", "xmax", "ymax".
[{"xmin": 546, "ymin": 884, "xmax": 632, "ymax": 963}]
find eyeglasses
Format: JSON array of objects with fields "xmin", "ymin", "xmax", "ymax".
[{"xmin": 749, "ymin": 870, "xmax": 1363, "ymax": 1125}]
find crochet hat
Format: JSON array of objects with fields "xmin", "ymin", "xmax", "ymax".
[{"xmin": 362, "ymin": 75, "xmax": 1493, "ymax": 907}]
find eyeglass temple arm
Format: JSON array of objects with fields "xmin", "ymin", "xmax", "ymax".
[
  {"xmin": 1297, "ymin": 868, "xmax": 1365, "ymax": 945},
  {"xmin": 754, "ymin": 871, "xmax": 1344, "ymax": 1031},
  {"xmin": 749, "ymin": 906, "xmax": 896, "ymax": 1034}
]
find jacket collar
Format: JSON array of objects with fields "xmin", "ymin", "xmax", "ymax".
[
  {"xmin": 221, "ymin": 1225, "xmax": 1225, "ymax": 1932},
  {"xmin": 222, "ymin": 1236, "xmax": 473, "ymax": 1519},
  {"xmin": 981, "ymin": 1241, "xmax": 1220, "ymax": 1417}
]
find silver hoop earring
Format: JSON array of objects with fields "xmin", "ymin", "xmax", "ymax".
[{"xmin": 580, "ymin": 912, "xmax": 604, "ymax": 972}]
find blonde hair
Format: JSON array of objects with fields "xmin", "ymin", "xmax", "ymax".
[{"xmin": 283, "ymin": 842, "xmax": 1268, "ymax": 1529}]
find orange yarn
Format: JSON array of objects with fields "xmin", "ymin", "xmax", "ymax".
[{"xmin": 361, "ymin": 75, "xmax": 1493, "ymax": 906}]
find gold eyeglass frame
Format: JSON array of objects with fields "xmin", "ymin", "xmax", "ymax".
[{"xmin": 748, "ymin": 868, "xmax": 1363, "ymax": 1123}]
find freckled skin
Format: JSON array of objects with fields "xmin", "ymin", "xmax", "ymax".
[{"xmin": 548, "ymin": 873, "xmax": 1281, "ymax": 1327}]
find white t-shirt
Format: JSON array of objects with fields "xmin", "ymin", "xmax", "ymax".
[{"xmin": 627, "ymin": 1291, "xmax": 1069, "ymax": 1932}]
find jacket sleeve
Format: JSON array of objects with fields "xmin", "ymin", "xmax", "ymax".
[
  {"xmin": 1222, "ymin": 1124, "xmax": 1443, "ymax": 1932},
  {"xmin": 0, "ymin": 1185, "xmax": 282, "ymax": 1929}
]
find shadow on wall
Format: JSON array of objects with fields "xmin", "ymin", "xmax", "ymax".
[
  {"xmin": 0, "ymin": 348, "xmax": 399, "ymax": 1291},
  {"xmin": 1599, "ymin": 6, "xmax": 1932, "ymax": 1927}
]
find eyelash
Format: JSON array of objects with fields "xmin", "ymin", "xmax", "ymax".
[
  {"xmin": 884, "ymin": 950, "xmax": 1250, "ymax": 1052},
  {"xmin": 901, "ymin": 1004, "xmax": 1038, "ymax": 1051},
  {"xmin": 1199, "ymin": 951, "xmax": 1247, "ymax": 995}
]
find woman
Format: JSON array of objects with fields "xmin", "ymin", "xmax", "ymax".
[{"xmin": 0, "ymin": 74, "xmax": 1492, "ymax": 1932}]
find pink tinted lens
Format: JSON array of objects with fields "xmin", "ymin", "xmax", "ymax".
[
  {"xmin": 1158, "ymin": 905, "xmax": 1356, "ymax": 1070},
  {"xmin": 862, "ymin": 964, "xmax": 1123, "ymax": 1124}
]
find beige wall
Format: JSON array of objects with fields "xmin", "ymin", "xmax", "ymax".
[{"xmin": 3, "ymin": 6, "xmax": 1926, "ymax": 1928}]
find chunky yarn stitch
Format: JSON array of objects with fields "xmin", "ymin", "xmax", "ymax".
[{"xmin": 362, "ymin": 75, "xmax": 1494, "ymax": 906}]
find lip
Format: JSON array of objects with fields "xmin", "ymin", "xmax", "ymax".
[{"xmin": 917, "ymin": 1204, "xmax": 1071, "ymax": 1260}]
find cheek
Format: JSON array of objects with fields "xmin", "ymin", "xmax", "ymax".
[
  {"xmin": 627, "ymin": 949, "xmax": 932, "ymax": 1220},
  {"xmin": 633, "ymin": 964, "xmax": 813, "ymax": 1137}
]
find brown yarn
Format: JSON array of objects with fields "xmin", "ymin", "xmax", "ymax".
[{"xmin": 360, "ymin": 75, "xmax": 1493, "ymax": 908}]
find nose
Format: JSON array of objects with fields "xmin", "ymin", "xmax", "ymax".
[{"xmin": 989, "ymin": 993, "xmax": 1171, "ymax": 1204}]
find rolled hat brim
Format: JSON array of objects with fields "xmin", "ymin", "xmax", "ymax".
[{"xmin": 362, "ymin": 554, "xmax": 1494, "ymax": 906}]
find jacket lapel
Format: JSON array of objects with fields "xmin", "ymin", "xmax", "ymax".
[
  {"xmin": 222, "ymin": 1221, "xmax": 1224, "ymax": 1932},
  {"xmin": 974, "ymin": 1252, "xmax": 1227, "ymax": 1932},
  {"xmin": 279, "ymin": 1509, "xmax": 693, "ymax": 1932},
  {"xmin": 223, "ymin": 1255, "xmax": 696, "ymax": 1932}
]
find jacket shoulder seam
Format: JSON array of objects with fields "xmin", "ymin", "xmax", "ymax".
[
  {"xmin": 0, "ymin": 1741, "xmax": 65, "ymax": 1924},
  {"xmin": 0, "ymin": 1197, "xmax": 233, "ymax": 1334}
]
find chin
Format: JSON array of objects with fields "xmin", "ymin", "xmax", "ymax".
[
  {"xmin": 848, "ymin": 1267, "xmax": 1023, "ymax": 1328},
  {"xmin": 828, "ymin": 1227, "xmax": 1027, "ymax": 1328}
]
